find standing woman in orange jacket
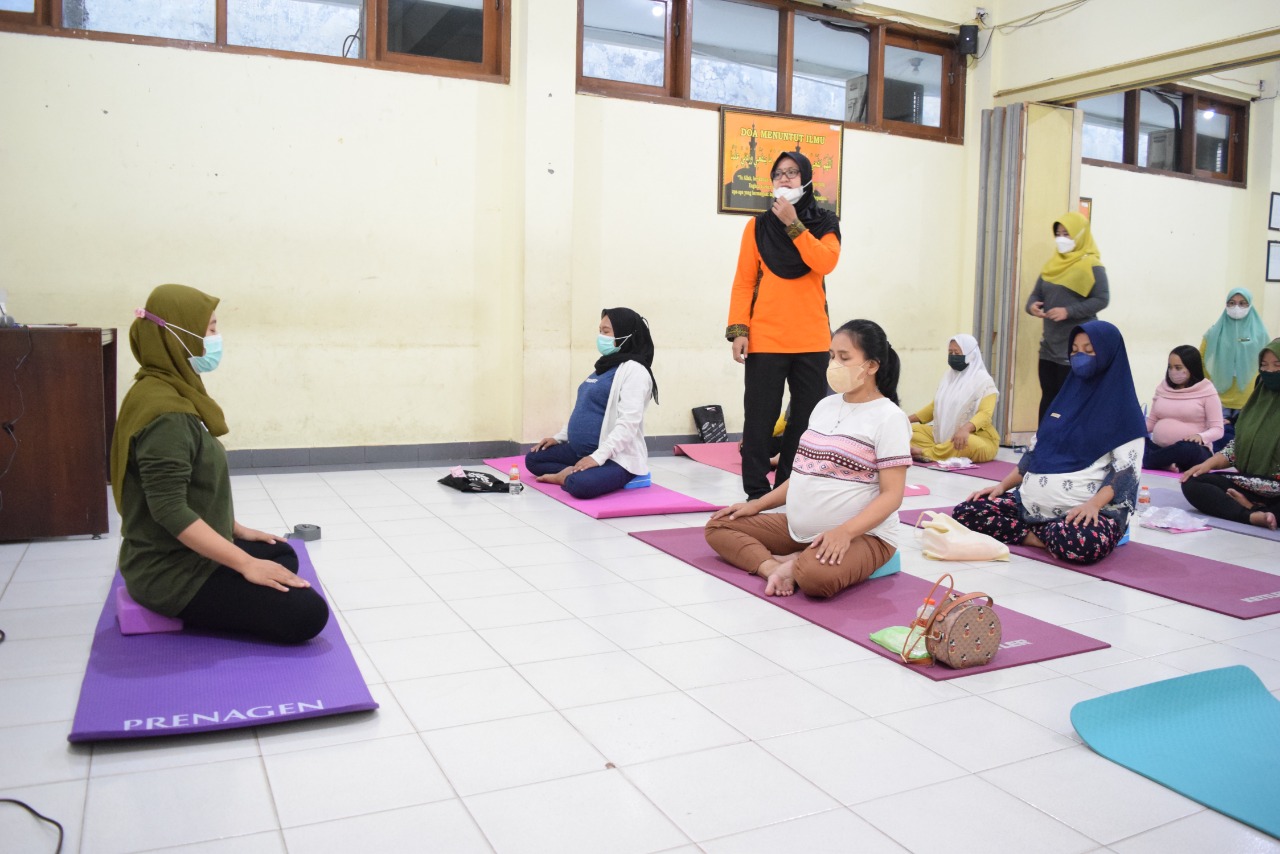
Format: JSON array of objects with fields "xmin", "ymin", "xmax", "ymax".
[{"xmin": 726, "ymin": 150, "xmax": 841, "ymax": 500}]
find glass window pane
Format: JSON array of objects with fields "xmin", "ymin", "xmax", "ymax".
[
  {"xmin": 229, "ymin": 0, "xmax": 363, "ymax": 58},
  {"xmin": 883, "ymin": 46, "xmax": 942, "ymax": 127},
  {"xmin": 387, "ymin": 0, "xmax": 483, "ymax": 63},
  {"xmin": 0, "ymin": 1, "xmax": 35, "ymax": 13},
  {"xmin": 65, "ymin": 0, "xmax": 215, "ymax": 42},
  {"xmin": 691, "ymin": 0, "xmax": 778, "ymax": 111},
  {"xmin": 1195, "ymin": 106, "xmax": 1230, "ymax": 173},
  {"xmin": 1138, "ymin": 88, "xmax": 1183, "ymax": 170},
  {"xmin": 1078, "ymin": 92, "xmax": 1124, "ymax": 163},
  {"xmin": 792, "ymin": 15, "xmax": 870, "ymax": 122},
  {"xmin": 582, "ymin": 0, "xmax": 666, "ymax": 88}
]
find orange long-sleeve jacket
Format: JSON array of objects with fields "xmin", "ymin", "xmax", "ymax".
[{"xmin": 725, "ymin": 219, "xmax": 841, "ymax": 354}]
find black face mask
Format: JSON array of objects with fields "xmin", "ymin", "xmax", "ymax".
[
  {"xmin": 1259, "ymin": 370, "xmax": 1280, "ymax": 392},
  {"xmin": 948, "ymin": 354, "xmax": 968, "ymax": 372}
]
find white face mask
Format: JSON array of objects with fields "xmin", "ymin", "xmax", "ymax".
[
  {"xmin": 1226, "ymin": 305, "xmax": 1250, "ymax": 320},
  {"xmin": 773, "ymin": 183, "xmax": 808, "ymax": 205},
  {"xmin": 1054, "ymin": 236, "xmax": 1076, "ymax": 254}
]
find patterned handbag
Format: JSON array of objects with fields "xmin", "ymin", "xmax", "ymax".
[{"xmin": 900, "ymin": 573, "xmax": 1002, "ymax": 669}]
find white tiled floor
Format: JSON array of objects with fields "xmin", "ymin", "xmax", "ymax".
[{"xmin": 2, "ymin": 453, "xmax": 1280, "ymax": 853}]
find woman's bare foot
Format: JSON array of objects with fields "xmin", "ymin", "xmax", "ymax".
[
  {"xmin": 910, "ymin": 446, "xmax": 926, "ymax": 461},
  {"xmin": 764, "ymin": 559, "xmax": 796, "ymax": 596},
  {"xmin": 535, "ymin": 468, "xmax": 570, "ymax": 485},
  {"xmin": 1021, "ymin": 531, "xmax": 1046, "ymax": 549},
  {"xmin": 1249, "ymin": 510, "xmax": 1278, "ymax": 530},
  {"xmin": 1226, "ymin": 488, "xmax": 1256, "ymax": 512}
]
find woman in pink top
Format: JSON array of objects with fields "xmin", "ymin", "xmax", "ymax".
[{"xmin": 1143, "ymin": 345, "xmax": 1224, "ymax": 472}]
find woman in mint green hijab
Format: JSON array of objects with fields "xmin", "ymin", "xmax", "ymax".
[
  {"xmin": 1201, "ymin": 287, "xmax": 1269, "ymax": 450},
  {"xmin": 1181, "ymin": 338, "xmax": 1280, "ymax": 530},
  {"xmin": 111, "ymin": 284, "xmax": 330, "ymax": 642}
]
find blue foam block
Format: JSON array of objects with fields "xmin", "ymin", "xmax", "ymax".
[
  {"xmin": 869, "ymin": 551, "xmax": 902, "ymax": 579},
  {"xmin": 1071, "ymin": 666, "xmax": 1280, "ymax": 839},
  {"xmin": 624, "ymin": 473, "xmax": 652, "ymax": 490}
]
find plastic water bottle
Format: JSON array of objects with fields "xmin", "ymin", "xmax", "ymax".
[
  {"xmin": 1137, "ymin": 485, "xmax": 1150, "ymax": 515},
  {"xmin": 915, "ymin": 597, "xmax": 937, "ymax": 625},
  {"xmin": 508, "ymin": 465, "xmax": 524, "ymax": 496}
]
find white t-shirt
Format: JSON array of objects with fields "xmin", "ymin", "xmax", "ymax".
[
  {"xmin": 785, "ymin": 395, "xmax": 912, "ymax": 547},
  {"xmin": 1019, "ymin": 436, "xmax": 1144, "ymax": 521}
]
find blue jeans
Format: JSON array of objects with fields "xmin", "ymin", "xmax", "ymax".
[{"xmin": 524, "ymin": 443, "xmax": 635, "ymax": 499}]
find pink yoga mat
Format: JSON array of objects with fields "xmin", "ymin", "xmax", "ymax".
[
  {"xmin": 486, "ymin": 457, "xmax": 722, "ymax": 519},
  {"xmin": 672, "ymin": 442, "xmax": 928, "ymax": 495},
  {"xmin": 628, "ymin": 527, "xmax": 1109, "ymax": 680},
  {"xmin": 914, "ymin": 459, "xmax": 1018, "ymax": 481},
  {"xmin": 899, "ymin": 506, "xmax": 1280, "ymax": 619}
]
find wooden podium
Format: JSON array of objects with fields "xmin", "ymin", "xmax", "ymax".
[{"xmin": 0, "ymin": 326, "xmax": 117, "ymax": 540}]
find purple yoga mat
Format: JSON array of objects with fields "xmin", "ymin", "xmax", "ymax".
[
  {"xmin": 487, "ymin": 456, "xmax": 722, "ymax": 518},
  {"xmin": 69, "ymin": 543, "xmax": 377, "ymax": 742},
  {"xmin": 628, "ymin": 527, "xmax": 1109, "ymax": 680},
  {"xmin": 899, "ymin": 506, "xmax": 1280, "ymax": 619},
  {"xmin": 1147, "ymin": 486, "xmax": 1280, "ymax": 544},
  {"xmin": 914, "ymin": 459, "xmax": 1017, "ymax": 481}
]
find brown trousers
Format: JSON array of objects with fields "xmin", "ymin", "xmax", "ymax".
[{"xmin": 704, "ymin": 513, "xmax": 895, "ymax": 598}]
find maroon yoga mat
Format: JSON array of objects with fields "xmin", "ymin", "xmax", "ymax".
[
  {"xmin": 899, "ymin": 506, "xmax": 1280, "ymax": 619},
  {"xmin": 628, "ymin": 527, "xmax": 1109, "ymax": 680}
]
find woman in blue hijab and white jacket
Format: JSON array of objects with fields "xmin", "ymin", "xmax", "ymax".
[
  {"xmin": 951, "ymin": 320, "xmax": 1145, "ymax": 565},
  {"xmin": 526, "ymin": 307, "xmax": 658, "ymax": 499}
]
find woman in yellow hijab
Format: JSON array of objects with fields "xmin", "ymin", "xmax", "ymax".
[
  {"xmin": 110, "ymin": 284, "xmax": 329, "ymax": 643},
  {"xmin": 1025, "ymin": 211, "xmax": 1110, "ymax": 423}
]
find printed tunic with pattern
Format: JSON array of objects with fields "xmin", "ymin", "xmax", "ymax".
[{"xmin": 784, "ymin": 395, "xmax": 912, "ymax": 546}]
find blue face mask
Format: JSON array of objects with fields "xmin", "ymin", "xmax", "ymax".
[
  {"xmin": 1069, "ymin": 352, "xmax": 1097, "ymax": 379},
  {"xmin": 596, "ymin": 332, "xmax": 630, "ymax": 357},
  {"xmin": 189, "ymin": 334, "xmax": 223, "ymax": 373}
]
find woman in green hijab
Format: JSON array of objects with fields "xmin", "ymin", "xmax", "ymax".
[
  {"xmin": 1025, "ymin": 212, "xmax": 1110, "ymax": 423},
  {"xmin": 110, "ymin": 284, "xmax": 329, "ymax": 642},
  {"xmin": 1180, "ymin": 339, "xmax": 1280, "ymax": 530}
]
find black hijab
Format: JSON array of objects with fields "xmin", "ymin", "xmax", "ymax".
[
  {"xmin": 755, "ymin": 151, "xmax": 841, "ymax": 279},
  {"xmin": 595, "ymin": 307, "xmax": 658, "ymax": 403}
]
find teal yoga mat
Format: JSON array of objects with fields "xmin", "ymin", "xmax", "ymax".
[{"xmin": 1071, "ymin": 666, "xmax": 1280, "ymax": 838}]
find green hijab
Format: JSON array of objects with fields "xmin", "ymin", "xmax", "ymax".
[
  {"xmin": 1233, "ymin": 338, "xmax": 1280, "ymax": 477},
  {"xmin": 1203, "ymin": 287, "xmax": 1269, "ymax": 395},
  {"xmin": 109, "ymin": 284, "xmax": 228, "ymax": 511}
]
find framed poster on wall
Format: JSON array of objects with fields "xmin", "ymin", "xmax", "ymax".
[
  {"xmin": 718, "ymin": 107, "xmax": 844, "ymax": 216},
  {"xmin": 1270, "ymin": 192, "xmax": 1280, "ymax": 231},
  {"xmin": 1268, "ymin": 240, "xmax": 1280, "ymax": 283}
]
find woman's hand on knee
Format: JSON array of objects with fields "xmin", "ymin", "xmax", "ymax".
[
  {"xmin": 965, "ymin": 484, "xmax": 1003, "ymax": 503},
  {"xmin": 572, "ymin": 456, "xmax": 600, "ymax": 473},
  {"xmin": 237, "ymin": 558, "xmax": 311, "ymax": 592},
  {"xmin": 1180, "ymin": 459, "xmax": 1213, "ymax": 481},
  {"xmin": 1063, "ymin": 502, "xmax": 1101, "ymax": 526},
  {"xmin": 532, "ymin": 437, "xmax": 559, "ymax": 452},
  {"xmin": 808, "ymin": 528, "xmax": 854, "ymax": 565},
  {"xmin": 233, "ymin": 523, "xmax": 284, "ymax": 544},
  {"xmin": 710, "ymin": 501, "xmax": 757, "ymax": 522}
]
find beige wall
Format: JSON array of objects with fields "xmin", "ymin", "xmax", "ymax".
[
  {"xmin": 1, "ymin": 2, "xmax": 1275, "ymax": 454},
  {"xmin": 993, "ymin": 0, "xmax": 1280, "ymax": 94}
]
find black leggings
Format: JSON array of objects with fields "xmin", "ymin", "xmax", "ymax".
[
  {"xmin": 179, "ymin": 539, "xmax": 330, "ymax": 644},
  {"xmin": 1038, "ymin": 359, "xmax": 1072, "ymax": 424},
  {"xmin": 1181, "ymin": 473, "xmax": 1280, "ymax": 524}
]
